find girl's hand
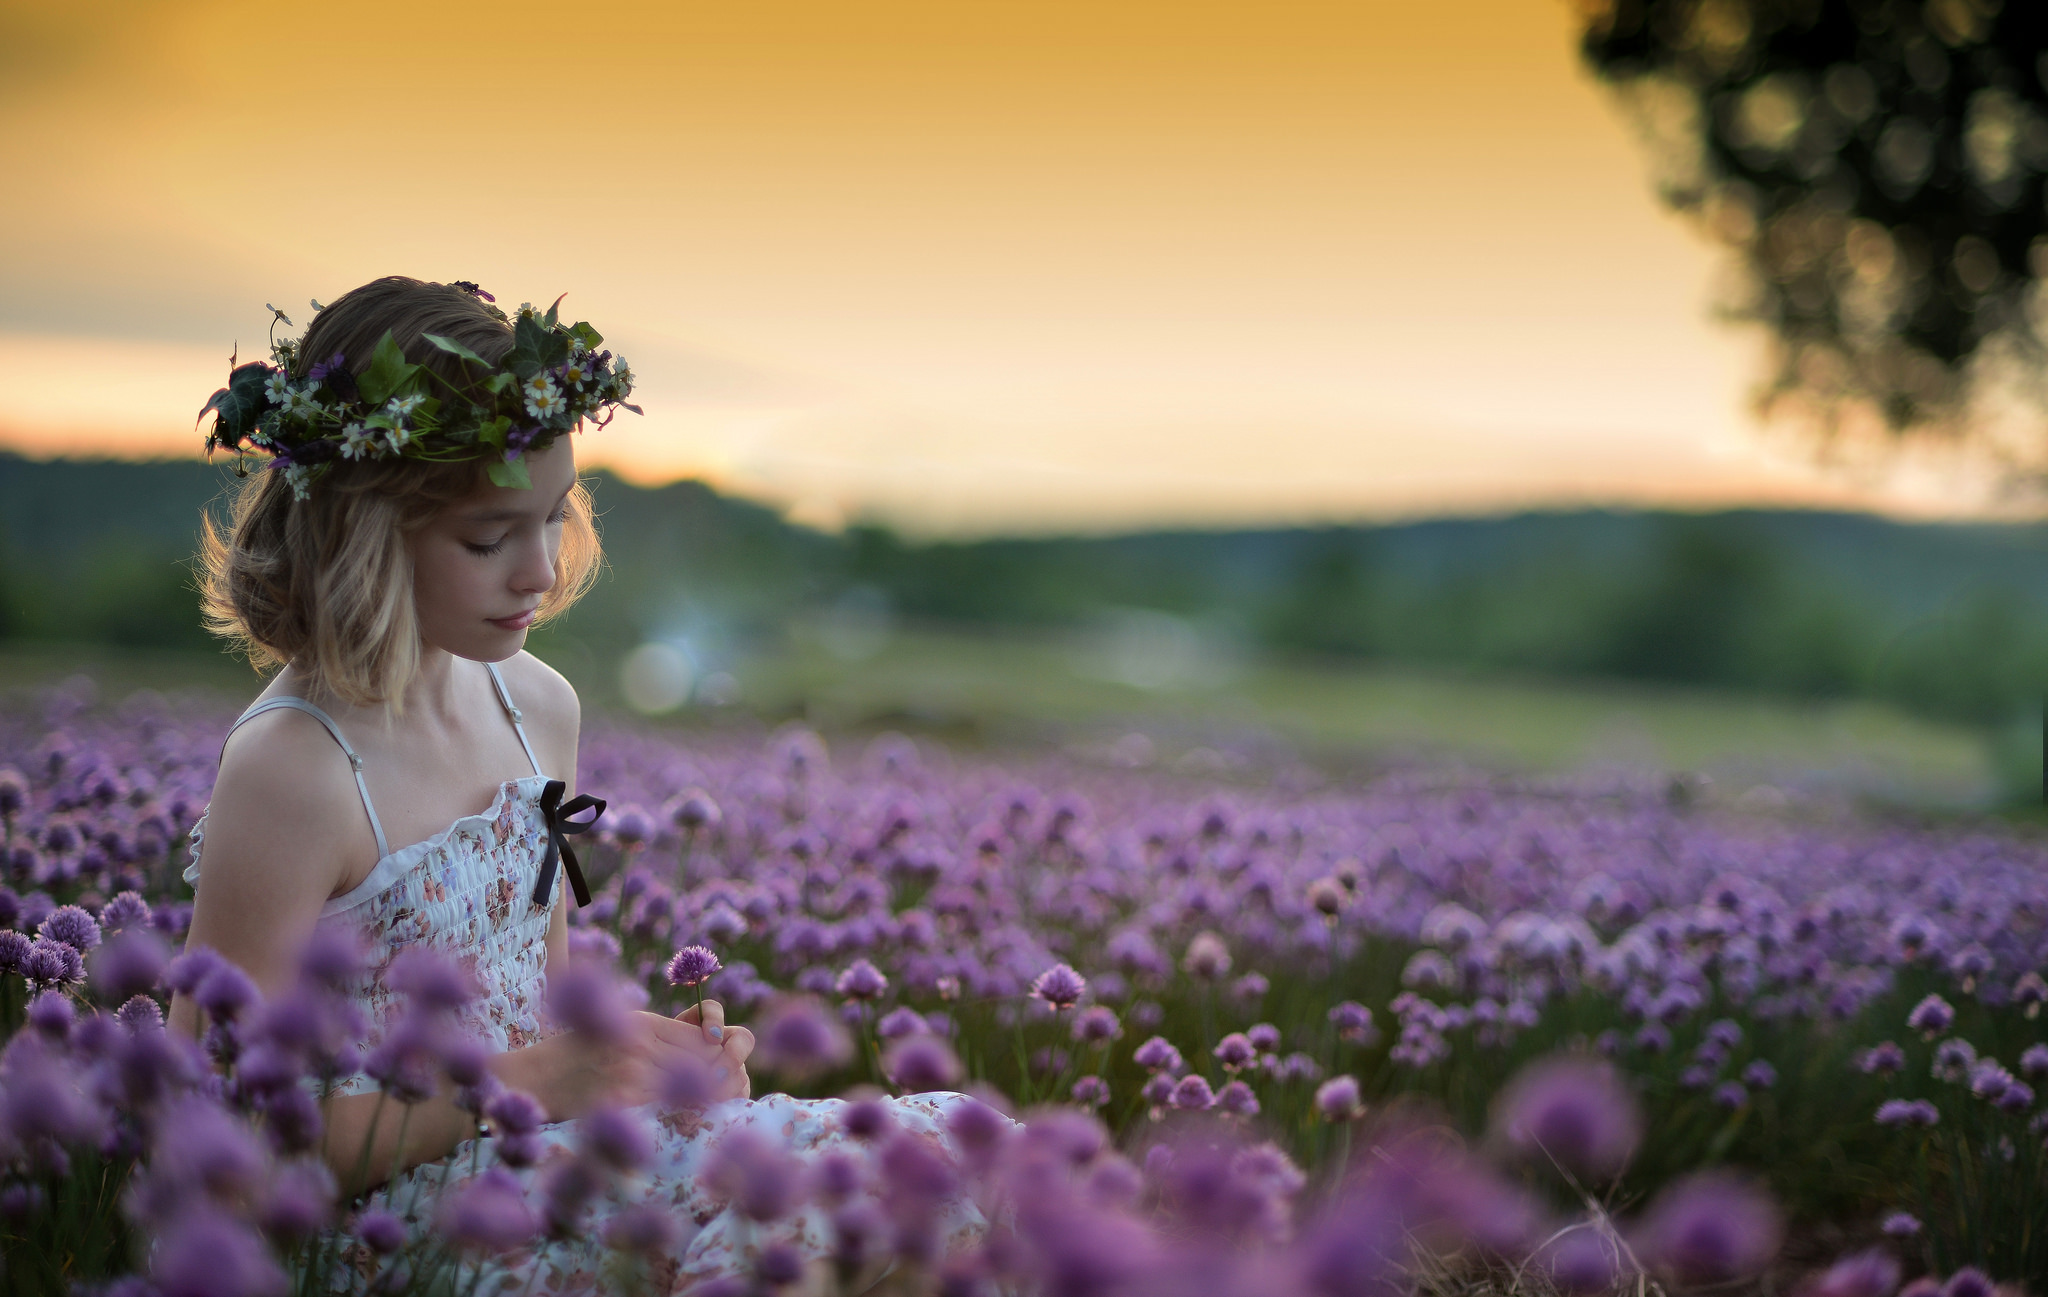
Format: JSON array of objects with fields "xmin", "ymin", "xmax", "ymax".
[
  {"xmin": 675, "ymin": 999, "xmax": 755, "ymax": 1101},
  {"xmin": 510, "ymin": 1009, "xmax": 739, "ymax": 1120}
]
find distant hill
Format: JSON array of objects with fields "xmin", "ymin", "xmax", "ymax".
[{"xmin": 0, "ymin": 452, "xmax": 2042, "ymax": 726}]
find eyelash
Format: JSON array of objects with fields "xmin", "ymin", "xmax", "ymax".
[{"xmin": 467, "ymin": 509, "xmax": 566, "ymax": 557}]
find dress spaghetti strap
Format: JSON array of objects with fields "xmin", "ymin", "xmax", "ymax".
[
  {"xmin": 485, "ymin": 661, "xmax": 547, "ymax": 778},
  {"xmin": 221, "ymin": 697, "xmax": 391, "ymax": 861}
]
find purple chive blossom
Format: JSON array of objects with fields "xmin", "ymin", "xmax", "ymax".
[
  {"xmin": 1182, "ymin": 931, "xmax": 1232, "ymax": 980},
  {"xmin": 1071, "ymin": 1075, "xmax": 1111, "ymax": 1108},
  {"xmin": 1943, "ymin": 1270, "xmax": 1995, "ymax": 1297},
  {"xmin": 1246, "ymin": 1022, "xmax": 1282, "ymax": 1053},
  {"xmin": 604, "ymin": 1203, "xmax": 677, "ymax": 1256},
  {"xmin": 25, "ymin": 935, "xmax": 84, "ymax": 987},
  {"xmin": 1807, "ymin": 1250, "xmax": 1902, "ymax": 1297},
  {"xmin": 545, "ymin": 962, "xmax": 630, "ymax": 1043},
  {"xmin": 98, "ymin": 890, "xmax": 150, "ymax": 933},
  {"xmin": 150, "ymin": 1208, "xmax": 289, "ymax": 1297},
  {"xmin": 440, "ymin": 1166, "xmax": 540, "ymax": 1252},
  {"xmin": 355, "ymin": 1208, "xmax": 407, "ymax": 1254},
  {"xmin": 877, "ymin": 1005, "xmax": 929, "ymax": 1040},
  {"xmin": 1494, "ymin": 1056, "xmax": 1643, "ymax": 1178},
  {"xmin": 258, "ymin": 1162, "xmax": 333, "ymax": 1241},
  {"xmin": 387, "ymin": 947, "xmax": 479, "ymax": 1009},
  {"xmin": 1741, "ymin": 1060, "xmax": 1778, "ymax": 1089},
  {"xmin": 1069, "ymin": 1004, "xmax": 1121, "ymax": 1045},
  {"xmin": 91, "ymin": 928, "xmax": 169, "ymax": 1002},
  {"xmin": 754, "ymin": 994, "xmax": 854, "ymax": 1078},
  {"xmin": 886, "ymin": 1035, "xmax": 962, "ymax": 1092},
  {"xmin": 1213, "ymin": 1033, "xmax": 1257, "ymax": 1071},
  {"xmin": 38, "ymin": 904, "xmax": 100, "ymax": 953},
  {"xmin": 117, "ymin": 994, "xmax": 164, "ymax": 1031},
  {"xmin": 1874, "ymin": 1099, "xmax": 1940, "ymax": 1127},
  {"xmin": 1169, "ymin": 1075, "xmax": 1216, "ymax": 1110},
  {"xmin": 26, "ymin": 990, "xmax": 74, "ymax": 1039},
  {"xmin": 1133, "ymin": 1036, "xmax": 1185, "ymax": 1074},
  {"xmin": 704, "ymin": 1128, "xmax": 803, "ymax": 1222},
  {"xmin": 835, "ymin": 958, "xmax": 888, "ymax": 1001},
  {"xmin": 0, "ymin": 928, "xmax": 30, "ymax": 974},
  {"xmin": 1907, "ymin": 994, "xmax": 1954, "ymax": 1036},
  {"xmin": 665, "ymin": 945, "xmax": 721, "ymax": 989},
  {"xmin": 1314, "ymin": 1075, "xmax": 1364, "ymax": 1121},
  {"xmin": 2015, "ymin": 971, "xmax": 2048, "ymax": 1010},
  {"xmin": 1541, "ymin": 1231, "xmax": 1622, "ymax": 1294},
  {"xmin": 579, "ymin": 1106, "xmax": 654, "ymax": 1173},
  {"xmin": 2019, "ymin": 1044, "xmax": 2048, "ymax": 1077},
  {"xmin": 1029, "ymin": 962, "xmax": 1088, "ymax": 1009},
  {"xmin": 1712, "ymin": 1081, "xmax": 1749, "ymax": 1109},
  {"xmin": 1631, "ymin": 1172, "xmax": 1783, "ymax": 1283},
  {"xmin": 1859, "ymin": 1041, "xmax": 1906, "ymax": 1074},
  {"xmin": 1879, "ymin": 1211, "xmax": 1921, "ymax": 1238},
  {"xmin": 194, "ymin": 961, "xmax": 259, "ymax": 1021},
  {"xmin": 1217, "ymin": 1079, "xmax": 1260, "ymax": 1117}
]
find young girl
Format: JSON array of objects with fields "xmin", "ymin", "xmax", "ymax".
[{"xmin": 171, "ymin": 276, "xmax": 990, "ymax": 1290}]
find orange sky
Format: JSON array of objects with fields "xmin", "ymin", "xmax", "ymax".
[{"xmin": 0, "ymin": 0, "xmax": 2017, "ymax": 534}]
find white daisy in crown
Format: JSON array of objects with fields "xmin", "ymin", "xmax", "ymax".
[{"xmin": 337, "ymin": 423, "xmax": 375, "ymax": 460}]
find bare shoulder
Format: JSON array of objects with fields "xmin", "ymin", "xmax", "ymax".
[
  {"xmin": 212, "ymin": 709, "xmax": 372, "ymax": 846},
  {"xmin": 497, "ymin": 651, "xmax": 580, "ymax": 776},
  {"xmin": 199, "ymin": 707, "xmax": 367, "ymax": 903}
]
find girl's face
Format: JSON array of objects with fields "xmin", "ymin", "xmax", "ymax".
[{"xmin": 410, "ymin": 437, "xmax": 577, "ymax": 662}]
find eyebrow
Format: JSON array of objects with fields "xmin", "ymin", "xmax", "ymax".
[{"xmin": 456, "ymin": 488, "xmax": 572, "ymax": 525}]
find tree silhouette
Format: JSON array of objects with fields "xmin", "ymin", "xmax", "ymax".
[{"xmin": 1580, "ymin": 1, "xmax": 2048, "ymax": 453}]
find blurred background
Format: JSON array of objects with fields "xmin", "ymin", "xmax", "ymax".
[{"xmin": 1, "ymin": 0, "xmax": 2044, "ymax": 808}]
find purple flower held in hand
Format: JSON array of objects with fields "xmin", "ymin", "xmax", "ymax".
[
  {"xmin": 665, "ymin": 944, "xmax": 721, "ymax": 989},
  {"xmin": 1029, "ymin": 962, "xmax": 1087, "ymax": 1009},
  {"xmin": 1494, "ymin": 1056, "xmax": 1643, "ymax": 1179},
  {"xmin": 1632, "ymin": 1172, "xmax": 1782, "ymax": 1284},
  {"xmin": 835, "ymin": 958, "xmax": 888, "ymax": 1001},
  {"xmin": 1314, "ymin": 1075, "xmax": 1363, "ymax": 1121},
  {"xmin": 887, "ymin": 1035, "xmax": 962, "ymax": 1092}
]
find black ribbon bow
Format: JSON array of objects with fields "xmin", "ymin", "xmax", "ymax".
[{"xmin": 533, "ymin": 778, "xmax": 604, "ymax": 908}]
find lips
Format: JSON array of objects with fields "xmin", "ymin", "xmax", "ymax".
[{"xmin": 490, "ymin": 608, "xmax": 538, "ymax": 630}]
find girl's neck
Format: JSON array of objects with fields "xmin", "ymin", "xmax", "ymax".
[{"xmin": 284, "ymin": 644, "xmax": 476, "ymax": 730}]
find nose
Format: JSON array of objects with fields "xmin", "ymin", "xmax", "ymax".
[{"xmin": 515, "ymin": 526, "xmax": 558, "ymax": 598}]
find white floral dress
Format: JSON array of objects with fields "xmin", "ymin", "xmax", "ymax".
[{"xmin": 185, "ymin": 663, "xmax": 991, "ymax": 1293}]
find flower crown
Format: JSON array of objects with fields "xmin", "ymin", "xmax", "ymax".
[{"xmin": 198, "ymin": 288, "xmax": 640, "ymax": 500}]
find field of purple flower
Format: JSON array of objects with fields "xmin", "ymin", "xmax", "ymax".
[{"xmin": 1, "ymin": 680, "xmax": 2045, "ymax": 1296}]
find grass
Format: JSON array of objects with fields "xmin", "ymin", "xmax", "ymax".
[{"xmin": 0, "ymin": 625, "xmax": 2011, "ymax": 810}]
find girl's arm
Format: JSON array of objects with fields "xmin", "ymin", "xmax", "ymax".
[{"xmin": 167, "ymin": 710, "xmax": 371, "ymax": 1035}]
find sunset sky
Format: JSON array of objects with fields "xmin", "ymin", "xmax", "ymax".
[{"xmin": 0, "ymin": 0, "xmax": 2013, "ymax": 534}]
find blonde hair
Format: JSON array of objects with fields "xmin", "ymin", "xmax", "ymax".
[{"xmin": 198, "ymin": 277, "xmax": 602, "ymax": 710}]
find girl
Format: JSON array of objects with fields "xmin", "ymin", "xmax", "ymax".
[{"xmin": 172, "ymin": 276, "xmax": 989, "ymax": 1290}]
